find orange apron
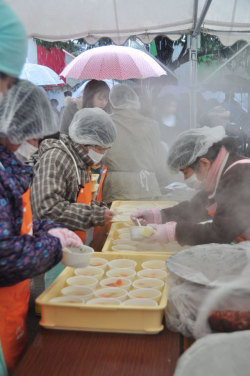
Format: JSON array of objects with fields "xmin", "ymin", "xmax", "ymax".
[
  {"xmin": 0, "ymin": 188, "xmax": 32, "ymax": 371},
  {"xmin": 75, "ymin": 165, "xmax": 107, "ymax": 243},
  {"xmin": 207, "ymin": 159, "xmax": 250, "ymax": 243}
]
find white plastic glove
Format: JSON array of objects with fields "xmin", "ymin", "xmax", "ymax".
[
  {"xmin": 146, "ymin": 222, "xmax": 177, "ymax": 243},
  {"xmin": 48, "ymin": 228, "xmax": 83, "ymax": 248},
  {"xmin": 130, "ymin": 209, "xmax": 162, "ymax": 226}
]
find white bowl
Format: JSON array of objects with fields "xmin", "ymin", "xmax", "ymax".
[
  {"xmin": 62, "ymin": 245, "xmax": 94, "ymax": 268},
  {"xmin": 128, "ymin": 288, "xmax": 162, "ymax": 303},
  {"xmin": 112, "ymin": 239, "xmax": 137, "ymax": 246},
  {"xmin": 136, "ymin": 243, "xmax": 163, "ymax": 252},
  {"xmin": 118, "ymin": 233, "xmax": 131, "ymax": 240},
  {"xmin": 116, "ymin": 228, "xmax": 130, "ymax": 234},
  {"xmin": 86, "ymin": 298, "xmax": 121, "ymax": 305},
  {"xmin": 100, "ymin": 277, "xmax": 132, "ymax": 291},
  {"xmin": 108, "ymin": 259, "xmax": 137, "ymax": 269},
  {"xmin": 61, "ymin": 286, "xmax": 94, "ymax": 300},
  {"xmin": 130, "ymin": 225, "xmax": 155, "ymax": 240},
  {"xmin": 137, "ymin": 268, "xmax": 167, "ymax": 280},
  {"xmin": 74, "ymin": 266, "xmax": 104, "ymax": 280},
  {"xmin": 89, "ymin": 257, "xmax": 108, "ymax": 270},
  {"xmin": 111, "ymin": 245, "xmax": 137, "ymax": 252},
  {"xmin": 133, "ymin": 277, "xmax": 164, "ymax": 291},
  {"xmin": 106, "ymin": 267, "xmax": 136, "ymax": 281},
  {"xmin": 141, "ymin": 260, "xmax": 166, "ymax": 270},
  {"xmin": 66, "ymin": 276, "xmax": 98, "ymax": 289},
  {"xmin": 49, "ymin": 296, "xmax": 84, "ymax": 304},
  {"xmin": 121, "ymin": 298, "xmax": 157, "ymax": 307},
  {"xmin": 94, "ymin": 287, "xmax": 128, "ymax": 301}
]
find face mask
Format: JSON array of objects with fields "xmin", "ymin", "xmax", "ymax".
[
  {"xmin": 87, "ymin": 149, "xmax": 106, "ymax": 165},
  {"xmin": 162, "ymin": 115, "xmax": 176, "ymax": 127},
  {"xmin": 185, "ymin": 173, "xmax": 203, "ymax": 190},
  {"xmin": 15, "ymin": 141, "xmax": 38, "ymax": 162}
]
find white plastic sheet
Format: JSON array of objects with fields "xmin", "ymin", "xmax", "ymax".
[
  {"xmin": 165, "ymin": 242, "xmax": 250, "ymax": 337},
  {"xmin": 174, "ymin": 331, "xmax": 250, "ymax": 376},
  {"xmin": 5, "ymin": 0, "xmax": 250, "ymax": 46}
]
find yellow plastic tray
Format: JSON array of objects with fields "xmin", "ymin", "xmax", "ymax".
[
  {"xmin": 102, "ymin": 222, "xmax": 185, "ymax": 256},
  {"xmin": 110, "ymin": 200, "xmax": 178, "ymax": 223},
  {"xmin": 36, "ymin": 252, "xmax": 171, "ymax": 335}
]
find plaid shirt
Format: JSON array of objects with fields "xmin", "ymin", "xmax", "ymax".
[{"xmin": 30, "ymin": 135, "xmax": 105, "ymax": 231}]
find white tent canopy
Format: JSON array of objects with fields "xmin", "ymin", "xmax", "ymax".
[{"xmin": 5, "ymin": 0, "xmax": 250, "ymax": 46}]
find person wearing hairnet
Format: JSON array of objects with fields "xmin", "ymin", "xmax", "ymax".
[
  {"xmin": 102, "ymin": 84, "xmax": 169, "ymax": 203},
  {"xmin": 0, "ymin": 80, "xmax": 83, "ymax": 370},
  {"xmin": 0, "ymin": 3, "xmax": 82, "ymax": 371},
  {"xmin": 31, "ymin": 107, "xmax": 117, "ymax": 244},
  {"xmin": 131, "ymin": 126, "xmax": 250, "ymax": 245}
]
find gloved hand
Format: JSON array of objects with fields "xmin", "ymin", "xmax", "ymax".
[
  {"xmin": 48, "ymin": 228, "xmax": 83, "ymax": 248},
  {"xmin": 130, "ymin": 209, "xmax": 162, "ymax": 226},
  {"xmin": 104, "ymin": 209, "xmax": 115, "ymax": 222},
  {"xmin": 146, "ymin": 222, "xmax": 177, "ymax": 243}
]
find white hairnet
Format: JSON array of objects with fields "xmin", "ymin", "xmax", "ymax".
[
  {"xmin": 69, "ymin": 107, "xmax": 116, "ymax": 147},
  {"xmin": 109, "ymin": 84, "xmax": 140, "ymax": 110},
  {"xmin": 0, "ymin": 80, "xmax": 58, "ymax": 144},
  {"xmin": 167, "ymin": 126, "xmax": 226, "ymax": 170}
]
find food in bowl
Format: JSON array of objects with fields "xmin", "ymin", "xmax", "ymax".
[
  {"xmin": 106, "ymin": 267, "xmax": 136, "ymax": 281},
  {"xmin": 128, "ymin": 288, "xmax": 162, "ymax": 302},
  {"xmin": 89, "ymin": 257, "xmax": 108, "ymax": 270},
  {"xmin": 66, "ymin": 276, "xmax": 98, "ymax": 289},
  {"xmin": 133, "ymin": 277, "xmax": 164, "ymax": 290},
  {"xmin": 137, "ymin": 268, "xmax": 167, "ymax": 280},
  {"xmin": 130, "ymin": 225, "xmax": 155, "ymax": 240},
  {"xmin": 108, "ymin": 258, "xmax": 137, "ymax": 269},
  {"xmin": 62, "ymin": 245, "xmax": 94, "ymax": 268},
  {"xmin": 61, "ymin": 286, "xmax": 94, "ymax": 300},
  {"xmin": 74, "ymin": 266, "xmax": 104, "ymax": 280},
  {"xmin": 95, "ymin": 287, "xmax": 128, "ymax": 301},
  {"xmin": 100, "ymin": 277, "xmax": 131, "ymax": 291}
]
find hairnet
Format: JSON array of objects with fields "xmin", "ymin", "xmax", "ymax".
[
  {"xmin": 0, "ymin": 1, "xmax": 27, "ymax": 78},
  {"xmin": 167, "ymin": 126, "xmax": 226, "ymax": 170},
  {"xmin": 69, "ymin": 107, "xmax": 117, "ymax": 147},
  {"xmin": 109, "ymin": 84, "xmax": 140, "ymax": 110},
  {"xmin": 0, "ymin": 79, "xmax": 58, "ymax": 144}
]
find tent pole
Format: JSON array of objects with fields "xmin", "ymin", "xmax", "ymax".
[
  {"xmin": 188, "ymin": 0, "xmax": 213, "ymax": 128},
  {"xmin": 188, "ymin": 35, "xmax": 200, "ymax": 128},
  {"xmin": 192, "ymin": 0, "xmax": 213, "ymax": 37},
  {"xmin": 201, "ymin": 43, "xmax": 250, "ymax": 85}
]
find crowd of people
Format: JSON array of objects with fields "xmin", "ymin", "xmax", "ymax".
[{"xmin": 1, "ymin": 0, "xmax": 250, "ymax": 374}]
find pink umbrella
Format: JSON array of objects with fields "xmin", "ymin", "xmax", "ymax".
[{"xmin": 60, "ymin": 45, "xmax": 166, "ymax": 80}]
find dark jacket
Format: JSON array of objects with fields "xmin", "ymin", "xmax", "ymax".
[
  {"xmin": 161, "ymin": 154, "xmax": 250, "ymax": 245},
  {"xmin": 0, "ymin": 145, "xmax": 62, "ymax": 287}
]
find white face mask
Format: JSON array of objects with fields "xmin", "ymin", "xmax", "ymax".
[
  {"xmin": 162, "ymin": 115, "xmax": 176, "ymax": 127},
  {"xmin": 185, "ymin": 173, "xmax": 203, "ymax": 190},
  {"xmin": 87, "ymin": 148, "xmax": 106, "ymax": 165},
  {"xmin": 15, "ymin": 141, "xmax": 38, "ymax": 162}
]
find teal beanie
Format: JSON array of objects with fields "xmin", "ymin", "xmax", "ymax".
[{"xmin": 0, "ymin": 1, "xmax": 27, "ymax": 78}]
